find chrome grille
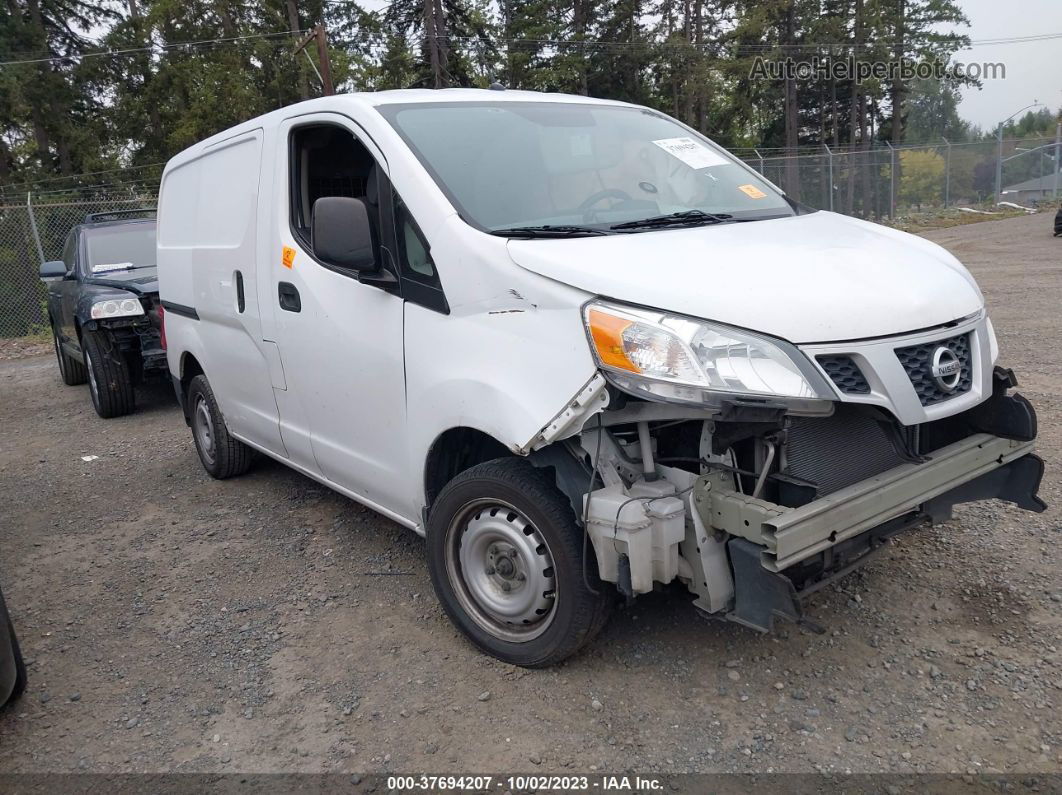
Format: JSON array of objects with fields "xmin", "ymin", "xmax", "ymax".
[
  {"xmin": 817, "ymin": 355, "xmax": 870, "ymax": 395},
  {"xmin": 895, "ymin": 333, "xmax": 972, "ymax": 406}
]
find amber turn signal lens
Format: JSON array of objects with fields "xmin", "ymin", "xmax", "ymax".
[{"xmin": 587, "ymin": 308, "xmax": 639, "ymax": 373}]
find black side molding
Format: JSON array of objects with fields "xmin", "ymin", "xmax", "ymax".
[{"xmin": 161, "ymin": 300, "xmax": 199, "ymax": 320}]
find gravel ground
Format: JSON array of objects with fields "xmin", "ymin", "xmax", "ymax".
[{"xmin": 0, "ymin": 212, "xmax": 1059, "ymax": 775}]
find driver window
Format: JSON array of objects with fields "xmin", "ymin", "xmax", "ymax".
[{"xmin": 290, "ymin": 124, "xmax": 381, "ymax": 260}]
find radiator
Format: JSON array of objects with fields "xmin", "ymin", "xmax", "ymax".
[{"xmin": 784, "ymin": 405, "xmax": 908, "ymax": 496}]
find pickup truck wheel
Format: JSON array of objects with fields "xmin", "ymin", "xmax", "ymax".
[
  {"xmin": 82, "ymin": 330, "xmax": 134, "ymax": 418},
  {"xmin": 52, "ymin": 326, "xmax": 86, "ymax": 386},
  {"xmin": 427, "ymin": 458, "xmax": 612, "ymax": 667},
  {"xmin": 187, "ymin": 374, "xmax": 255, "ymax": 479}
]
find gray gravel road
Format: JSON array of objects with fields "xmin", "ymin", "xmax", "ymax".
[{"xmin": 0, "ymin": 212, "xmax": 1059, "ymax": 775}]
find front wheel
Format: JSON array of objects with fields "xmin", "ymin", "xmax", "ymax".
[
  {"xmin": 82, "ymin": 329, "xmax": 134, "ymax": 418},
  {"xmin": 426, "ymin": 458, "xmax": 612, "ymax": 667}
]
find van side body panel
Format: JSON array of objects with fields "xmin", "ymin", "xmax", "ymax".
[
  {"xmin": 160, "ymin": 96, "xmax": 603, "ymax": 530},
  {"xmin": 158, "ymin": 129, "xmax": 286, "ymax": 457}
]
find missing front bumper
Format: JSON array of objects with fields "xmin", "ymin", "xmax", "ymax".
[
  {"xmin": 697, "ymin": 432, "xmax": 1044, "ymax": 573},
  {"xmin": 721, "ymin": 451, "xmax": 1045, "ymax": 632}
]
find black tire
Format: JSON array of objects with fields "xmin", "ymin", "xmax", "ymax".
[
  {"xmin": 52, "ymin": 325, "xmax": 86, "ymax": 386},
  {"xmin": 82, "ymin": 329, "xmax": 134, "ymax": 418},
  {"xmin": 0, "ymin": 587, "xmax": 26, "ymax": 708},
  {"xmin": 187, "ymin": 374, "xmax": 255, "ymax": 479},
  {"xmin": 426, "ymin": 457, "xmax": 612, "ymax": 667}
]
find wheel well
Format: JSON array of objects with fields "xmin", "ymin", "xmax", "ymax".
[
  {"xmin": 180, "ymin": 353, "xmax": 204, "ymax": 392},
  {"xmin": 177, "ymin": 353, "xmax": 204, "ymax": 423},
  {"xmin": 424, "ymin": 428, "xmax": 512, "ymax": 509}
]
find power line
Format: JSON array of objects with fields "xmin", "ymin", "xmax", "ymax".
[
  {"xmin": 0, "ymin": 29, "xmax": 314, "ymax": 68},
  {"xmin": 0, "ymin": 162, "xmax": 166, "ymax": 191}
]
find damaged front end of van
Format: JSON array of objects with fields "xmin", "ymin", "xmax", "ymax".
[{"xmin": 524, "ymin": 302, "xmax": 1044, "ymax": 634}]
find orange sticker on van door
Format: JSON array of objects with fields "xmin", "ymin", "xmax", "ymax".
[
  {"xmin": 282, "ymin": 246, "xmax": 296, "ymax": 269},
  {"xmin": 738, "ymin": 184, "xmax": 767, "ymax": 199}
]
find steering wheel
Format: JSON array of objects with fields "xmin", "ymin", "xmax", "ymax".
[{"xmin": 578, "ymin": 189, "xmax": 633, "ymax": 222}]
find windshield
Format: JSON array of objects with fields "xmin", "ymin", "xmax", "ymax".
[
  {"xmin": 84, "ymin": 222, "xmax": 157, "ymax": 273},
  {"xmin": 379, "ymin": 102, "xmax": 794, "ymax": 233}
]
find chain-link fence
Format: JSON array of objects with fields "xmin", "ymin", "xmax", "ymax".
[
  {"xmin": 736, "ymin": 137, "xmax": 1062, "ymax": 218},
  {"xmin": 1, "ymin": 136, "xmax": 1059, "ymax": 339},
  {"xmin": 0, "ymin": 193, "xmax": 157, "ymax": 338}
]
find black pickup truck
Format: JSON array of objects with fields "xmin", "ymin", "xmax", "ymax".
[{"xmin": 40, "ymin": 210, "xmax": 165, "ymax": 418}]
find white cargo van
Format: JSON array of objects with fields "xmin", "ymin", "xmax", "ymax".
[{"xmin": 158, "ymin": 89, "xmax": 1044, "ymax": 666}]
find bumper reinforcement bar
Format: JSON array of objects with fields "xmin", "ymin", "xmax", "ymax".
[{"xmin": 698, "ymin": 433, "xmax": 1043, "ymax": 573}]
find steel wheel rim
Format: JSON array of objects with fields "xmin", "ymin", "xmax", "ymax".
[
  {"xmin": 444, "ymin": 498, "xmax": 558, "ymax": 643},
  {"xmin": 193, "ymin": 395, "xmax": 216, "ymax": 465},
  {"xmin": 84, "ymin": 348, "xmax": 99, "ymax": 402}
]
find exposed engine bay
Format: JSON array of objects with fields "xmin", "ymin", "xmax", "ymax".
[{"xmin": 542, "ymin": 366, "xmax": 1045, "ymax": 633}]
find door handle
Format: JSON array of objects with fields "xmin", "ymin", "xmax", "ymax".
[
  {"xmin": 278, "ymin": 281, "xmax": 301, "ymax": 313},
  {"xmin": 235, "ymin": 270, "xmax": 245, "ymax": 313}
]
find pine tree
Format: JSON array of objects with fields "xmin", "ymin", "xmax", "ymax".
[{"xmin": 2, "ymin": 0, "xmax": 117, "ymax": 178}]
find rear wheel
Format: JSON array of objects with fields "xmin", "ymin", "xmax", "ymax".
[
  {"xmin": 426, "ymin": 457, "xmax": 612, "ymax": 667},
  {"xmin": 187, "ymin": 374, "xmax": 255, "ymax": 479},
  {"xmin": 52, "ymin": 325, "xmax": 86, "ymax": 386},
  {"xmin": 82, "ymin": 329, "xmax": 134, "ymax": 418}
]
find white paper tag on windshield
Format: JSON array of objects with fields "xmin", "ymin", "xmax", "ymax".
[
  {"xmin": 570, "ymin": 133, "xmax": 592, "ymax": 157},
  {"xmin": 93, "ymin": 262, "xmax": 133, "ymax": 273},
  {"xmin": 652, "ymin": 137, "xmax": 729, "ymax": 170}
]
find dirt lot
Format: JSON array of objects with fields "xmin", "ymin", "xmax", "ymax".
[{"xmin": 0, "ymin": 212, "xmax": 1059, "ymax": 776}]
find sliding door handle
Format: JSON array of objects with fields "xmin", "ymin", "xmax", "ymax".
[{"xmin": 235, "ymin": 270, "xmax": 245, "ymax": 313}]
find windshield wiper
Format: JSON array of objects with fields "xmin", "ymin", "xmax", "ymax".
[
  {"xmin": 489, "ymin": 225, "xmax": 607, "ymax": 238},
  {"xmin": 610, "ymin": 210, "xmax": 734, "ymax": 231},
  {"xmin": 91, "ymin": 264, "xmax": 152, "ymax": 273}
]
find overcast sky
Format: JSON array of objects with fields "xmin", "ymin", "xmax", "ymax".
[{"xmin": 951, "ymin": 0, "xmax": 1062, "ymax": 131}]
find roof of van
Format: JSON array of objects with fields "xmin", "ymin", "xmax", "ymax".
[
  {"xmin": 358, "ymin": 88, "xmax": 631, "ymax": 107},
  {"xmin": 162, "ymin": 89, "xmax": 635, "ymax": 168}
]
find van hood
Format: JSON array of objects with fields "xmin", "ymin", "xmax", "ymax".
[{"xmin": 505, "ymin": 211, "xmax": 983, "ymax": 344}]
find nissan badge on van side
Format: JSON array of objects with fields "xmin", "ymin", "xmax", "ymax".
[{"xmin": 157, "ymin": 89, "xmax": 1045, "ymax": 667}]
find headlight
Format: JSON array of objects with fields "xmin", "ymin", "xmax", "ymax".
[
  {"xmin": 583, "ymin": 300, "xmax": 834, "ymax": 408},
  {"xmin": 90, "ymin": 298, "xmax": 144, "ymax": 320}
]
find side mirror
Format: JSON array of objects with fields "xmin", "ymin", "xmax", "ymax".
[
  {"xmin": 311, "ymin": 197, "xmax": 376, "ymax": 272},
  {"xmin": 39, "ymin": 260, "xmax": 67, "ymax": 281}
]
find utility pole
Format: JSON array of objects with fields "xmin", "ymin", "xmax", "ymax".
[
  {"xmin": 286, "ymin": 0, "xmax": 309, "ymax": 99},
  {"xmin": 995, "ymin": 102, "xmax": 1044, "ymax": 205},
  {"xmin": 886, "ymin": 140, "xmax": 896, "ymax": 218},
  {"xmin": 824, "ymin": 144, "xmax": 834, "ymax": 211},
  {"xmin": 294, "ymin": 23, "xmax": 334, "ymax": 96},
  {"xmin": 994, "ymin": 121, "xmax": 1003, "ymax": 205},
  {"xmin": 1055, "ymin": 121, "xmax": 1061, "ymax": 199},
  {"xmin": 942, "ymin": 137, "xmax": 951, "ymax": 207}
]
